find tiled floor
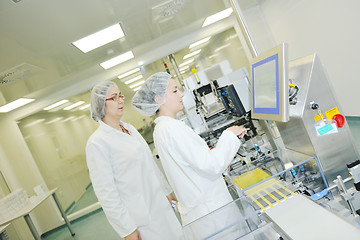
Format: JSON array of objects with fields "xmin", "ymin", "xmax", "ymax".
[
  {"xmin": 41, "ymin": 116, "xmax": 360, "ymax": 240},
  {"xmin": 42, "ymin": 185, "xmax": 181, "ymax": 240},
  {"xmin": 65, "ymin": 186, "xmax": 98, "ymax": 215},
  {"xmin": 42, "ymin": 209, "xmax": 120, "ymax": 240},
  {"xmin": 42, "ymin": 185, "xmax": 120, "ymax": 239}
]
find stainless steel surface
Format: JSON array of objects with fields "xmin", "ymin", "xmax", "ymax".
[
  {"xmin": 328, "ymin": 176, "xmax": 353, "ymax": 191},
  {"xmin": 335, "ymin": 175, "xmax": 357, "ymax": 216},
  {"xmin": 277, "ymin": 54, "xmax": 360, "ymax": 184},
  {"xmin": 265, "ymin": 194, "xmax": 360, "ymax": 239},
  {"xmin": 168, "ymin": 54, "xmax": 183, "ymax": 84}
]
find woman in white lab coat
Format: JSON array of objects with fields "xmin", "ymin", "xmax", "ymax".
[
  {"xmin": 86, "ymin": 81, "xmax": 182, "ymax": 240},
  {"xmin": 132, "ymin": 72, "xmax": 247, "ymax": 238}
]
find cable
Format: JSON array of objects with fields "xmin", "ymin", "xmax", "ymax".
[{"xmin": 289, "ymin": 83, "xmax": 299, "ymax": 102}]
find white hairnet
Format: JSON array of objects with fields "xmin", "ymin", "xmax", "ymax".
[
  {"xmin": 131, "ymin": 72, "xmax": 172, "ymax": 116},
  {"xmin": 90, "ymin": 81, "xmax": 117, "ymax": 122}
]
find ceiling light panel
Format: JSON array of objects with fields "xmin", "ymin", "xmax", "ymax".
[
  {"xmin": 133, "ymin": 86, "xmax": 142, "ymax": 92},
  {"xmin": 189, "ymin": 37, "xmax": 211, "ymax": 49},
  {"xmin": 130, "ymin": 80, "xmax": 145, "ymax": 89},
  {"xmin": 179, "ymin": 66, "xmax": 189, "ymax": 72},
  {"xmin": 45, "ymin": 117, "xmax": 63, "ymax": 125},
  {"xmin": 63, "ymin": 101, "xmax": 85, "ymax": 110},
  {"xmin": 72, "ymin": 24, "xmax": 125, "ymax": 53},
  {"xmin": 0, "ymin": 98, "xmax": 35, "ymax": 113},
  {"xmin": 125, "ymin": 75, "xmax": 143, "ymax": 85},
  {"xmin": 24, "ymin": 119, "xmax": 45, "ymax": 128},
  {"xmin": 79, "ymin": 104, "xmax": 90, "ymax": 110},
  {"xmin": 183, "ymin": 49, "xmax": 201, "ymax": 60},
  {"xmin": 179, "ymin": 58, "xmax": 194, "ymax": 68},
  {"xmin": 118, "ymin": 68, "xmax": 140, "ymax": 80},
  {"xmin": 62, "ymin": 116, "xmax": 75, "ymax": 122},
  {"xmin": 100, "ymin": 51, "xmax": 134, "ymax": 69},
  {"xmin": 214, "ymin": 43, "xmax": 231, "ymax": 53},
  {"xmin": 49, "ymin": 102, "xmax": 73, "ymax": 112},
  {"xmin": 202, "ymin": 8, "xmax": 233, "ymax": 27},
  {"xmin": 43, "ymin": 99, "xmax": 69, "ymax": 110},
  {"xmin": 71, "ymin": 115, "xmax": 86, "ymax": 121}
]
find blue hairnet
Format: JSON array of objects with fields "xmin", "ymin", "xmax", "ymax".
[
  {"xmin": 90, "ymin": 81, "xmax": 117, "ymax": 121},
  {"xmin": 131, "ymin": 72, "xmax": 172, "ymax": 116}
]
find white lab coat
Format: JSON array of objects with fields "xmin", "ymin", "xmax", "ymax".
[
  {"xmin": 86, "ymin": 120, "xmax": 182, "ymax": 239},
  {"xmin": 154, "ymin": 116, "xmax": 244, "ymax": 238}
]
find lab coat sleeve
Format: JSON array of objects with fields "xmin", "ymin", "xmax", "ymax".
[
  {"xmin": 128, "ymin": 124, "xmax": 173, "ymax": 196},
  {"xmin": 86, "ymin": 140, "xmax": 137, "ymax": 237},
  {"xmin": 161, "ymin": 121, "xmax": 240, "ymax": 180}
]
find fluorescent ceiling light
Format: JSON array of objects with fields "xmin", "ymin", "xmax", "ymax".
[
  {"xmin": 63, "ymin": 101, "xmax": 85, "ymax": 110},
  {"xmin": 180, "ymin": 70, "xmax": 186, "ymax": 74},
  {"xmin": 45, "ymin": 117, "xmax": 63, "ymax": 125},
  {"xmin": 208, "ymin": 54, "xmax": 218, "ymax": 59},
  {"xmin": 179, "ymin": 58, "xmax": 194, "ymax": 68},
  {"xmin": 72, "ymin": 24, "xmax": 125, "ymax": 53},
  {"xmin": 79, "ymin": 104, "xmax": 90, "ymax": 110},
  {"xmin": 189, "ymin": 37, "xmax": 211, "ymax": 49},
  {"xmin": 133, "ymin": 86, "xmax": 142, "ymax": 92},
  {"xmin": 183, "ymin": 49, "xmax": 201, "ymax": 60},
  {"xmin": 125, "ymin": 75, "xmax": 143, "ymax": 85},
  {"xmin": 118, "ymin": 68, "xmax": 140, "ymax": 80},
  {"xmin": 0, "ymin": 98, "xmax": 35, "ymax": 113},
  {"xmin": 179, "ymin": 66, "xmax": 189, "ymax": 72},
  {"xmin": 62, "ymin": 116, "xmax": 75, "ymax": 122},
  {"xmin": 71, "ymin": 115, "xmax": 87, "ymax": 122},
  {"xmin": 43, "ymin": 100, "xmax": 69, "ymax": 110},
  {"xmin": 129, "ymin": 80, "xmax": 145, "ymax": 89},
  {"xmin": 226, "ymin": 34, "xmax": 238, "ymax": 41},
  {"xmin": 202, "ymin": 8, "xmax": 233, "ymax": 27},
  {"xmin": 49, "ymin": 102, "xmax": 73, "ymax": 112},
  {"xmin": 100, "ymin": 51, "xmax": 134, "ymax": 69},
  {"xmin": 214, "ymin": 43, "xmax": 231, "ymax": 53},
  {"xmin": 24, "ymin": 119, "xmax": 45, "ymax": 128}
]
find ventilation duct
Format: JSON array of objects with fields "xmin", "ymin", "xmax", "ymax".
[
  {"xmin": 0, "ymin": 63, "xmax": 43, "ymax": 85},
  {"xmin": 152, "ymin": 0, "xmax": 187, "ymax": 19}
]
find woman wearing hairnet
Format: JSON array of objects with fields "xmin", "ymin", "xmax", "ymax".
[
  {"xmin": 85, "ymin": 81, "xmax": 182, "ymax": 240},
  {"xmin": 132, "ymin": 72, "xmax": 247, "ymax": 238}
]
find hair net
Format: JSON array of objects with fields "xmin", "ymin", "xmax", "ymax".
[
  {"xmin": 131, "ymin": 72, "xmax": 172, "ymax": 116},
  {"xmin": 90, "ymin": 81, "xmax": 117, "ymax": 122}
]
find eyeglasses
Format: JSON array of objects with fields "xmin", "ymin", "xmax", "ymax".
[{"xmin": 105, "ymin": 94, "xmax": 125, "ymax": 102}]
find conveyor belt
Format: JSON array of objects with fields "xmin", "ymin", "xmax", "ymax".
[{"xmin": 232, "ymin": 168, "xmax": 296, "ymax": 211}]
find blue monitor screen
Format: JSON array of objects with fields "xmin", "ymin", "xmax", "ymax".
[{"xmin": 252, "ymin": 53, "xmax": 279, "ymax": 115}]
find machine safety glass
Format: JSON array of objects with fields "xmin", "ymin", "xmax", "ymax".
[{"xmin": 105, "ymin": 94, "xmax": 125, "ymax": 102}]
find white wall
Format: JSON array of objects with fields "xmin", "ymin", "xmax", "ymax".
[
  {"xmin": 21, "ymin": 115, "xmax": 97, "ymax": 210},
  {"xmin": 242, "ymin": 0, "xmax": 360, "ymax": 116},
  {"xmin": 0, "ymin": 118, "xmax": 62, "ymax": 238}
]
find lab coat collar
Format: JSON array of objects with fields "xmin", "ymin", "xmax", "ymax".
[
  {"xmin": 98, "ymin": 120, "xmax": 128, "ymax": 134},
  {"xmin": 154, "ymin": 115, "xmax": 175, "ymax": 124}
]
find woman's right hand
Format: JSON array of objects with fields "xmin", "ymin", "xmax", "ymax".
[
  {"xmin": 125, "ymin": 230, "xmax": 142, "ymax": 240},
  {"xmin": 226, "ymin": 126, "xmax": 247, "ymax": 138}
]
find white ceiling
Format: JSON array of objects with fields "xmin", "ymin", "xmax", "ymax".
[{"xmin": 0, "ymin": 0, "xmax": 256, "ymax": 120}]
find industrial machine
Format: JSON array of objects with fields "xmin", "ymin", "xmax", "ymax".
[
  {"xmin": 181, "ymin": 61, "xmax": 268, "ymax": 151},
  {"xmin": 180, "ymin": 49, "xmax": 360, "ymax": 239}
]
